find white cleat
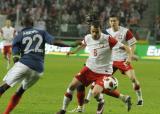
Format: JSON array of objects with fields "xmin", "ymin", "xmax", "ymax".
[{"xmin": 68, "ymin": 106, "xmax": 84, "ymax": 113}]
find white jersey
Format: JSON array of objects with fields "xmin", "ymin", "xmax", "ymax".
[
  {"xmin": 106, "ymin": 26, "xmax": 137, "ymax": 61},
  {"xmin": 82, "ymin": 33, "xmax": 123, "ymax": 74},
  {"xmin": 1, "ymin": 26, "xmax": 16, "ymax": 46}
]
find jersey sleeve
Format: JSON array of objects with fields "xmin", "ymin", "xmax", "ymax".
[
  {"xmin": 81, "ymin": 37, "xmax": 87, "ymax": 46},
  {"xmin": 44, "ymin": 31, "xmax": 55, "ymax": 45},
  {"xmin": 126, "ymin": 30, "xmax": 137, "ymax": 46},
  {"xmin": 12, "ymin": 34, "xmax": 22, "ymax": 56},
  {"xmin": 108, "ymin": 36, "xmax": 118, "ymax": 49}
]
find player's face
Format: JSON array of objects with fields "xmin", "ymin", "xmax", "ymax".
[
  {"xmin": 109, "ymin": 17, "xmax": 119, "ymax": 30},
  {"xmin": 90, "ymin": 26, "xmax": 101, "ymax": 40},
  {"xmin": 5, "ymin": 20, "xmax": 11, "ymax": 27}
]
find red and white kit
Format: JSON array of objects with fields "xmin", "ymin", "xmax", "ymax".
[
  {"xmin": 1, "ymin": 26, "xmax": 16, "ymax": 55},
  {"xmin": 76, "ymin": 33, "xmax": 123, "ymax": 87},
  {"xmin": 106, "ymin": 26, "xmax": 137, "ymax": 73}
]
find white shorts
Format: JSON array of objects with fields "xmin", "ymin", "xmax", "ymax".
[{"xmin": 3, "ymin": 62, "xmax": 43, "ymax": 90}]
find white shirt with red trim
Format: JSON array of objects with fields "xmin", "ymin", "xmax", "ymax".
[
  {"xmin": 82, "ymin": 33, "xmax": 123, "ymax": 74},
  {"xmin": 1, "ymin": 26, "xmax": 16, "ymax": 46},
  {"xmin": 106, "ymin": 26, "xmax": 137, "ymax": 61}
]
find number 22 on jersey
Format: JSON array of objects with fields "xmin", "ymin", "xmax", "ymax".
[{"xmin": 22, "ymin": 34, "xmax": 43, "ymax": 54}]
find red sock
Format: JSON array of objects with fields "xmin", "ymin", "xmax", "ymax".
[
  {"xmin": 0, "ymin": 93, "xmax": 2, "ymax": 97},
  {"xmin": 102, "ymin": 89, "xmax": 120, "ymax": 98},
  {"xmin": 77, "ymin": 91, "xmax": 85, "ymax": 106},
  {"xmin": 3, "ymin": 94, "xmax": 22, "ymax": 114},
  {"xmin": 134, "ymin": 84, "xmax": 140, "ymax": 90}
]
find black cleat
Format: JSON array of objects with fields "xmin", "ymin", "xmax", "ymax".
[
  {"xmin": 137, "ymin": 100, "xmax": 143, "ymax": 106},
  {"xmin": 56, "ymin": 110, "xmax": 66, "ymax": 114},
  {"xmin": 125, "ymin": 96, "xmax": 132, "ymax": 112},
  {"xmin": 96, "ymin": 102, "xmax": 105, "ymax": 114}
]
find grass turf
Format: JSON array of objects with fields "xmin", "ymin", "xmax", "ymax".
[{"xmin": 0, "ymin": 55, "xmax": 159, "ymax": 114}]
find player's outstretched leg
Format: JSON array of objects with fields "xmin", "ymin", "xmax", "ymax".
[
  {"xmin": 3, "ymin": 86, "xmax": 25, "ymax": 114},
  {"xmin": 102, "ymin": 89, "xmax": 132, "ymax": 111},
  {"xmin": 0, "ymin": 83, "xmax": 10, "ymax": 97}
]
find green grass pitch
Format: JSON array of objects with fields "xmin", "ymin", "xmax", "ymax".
[{"xmin": 0, "ymin": 55, "xmax": 160, "ymax": 114}]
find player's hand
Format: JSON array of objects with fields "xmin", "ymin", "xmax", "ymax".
[
  {"xmin": 13, "ymin": 56, "xmax": 20, "ymax": 63},
  {"xmin": 125, "ymin": 57, "xmax": 131, "ymax": 65},
  {"xmin": 131, "ymin": 55, "xmax": 139, "ymax": 61},
  {"xmin": 66, "ymin": 51, "xmax": 74, "ymax": 56}
]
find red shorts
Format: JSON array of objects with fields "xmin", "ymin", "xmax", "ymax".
[
  {"xmin": 113, "ymin": 61, "xmax": 133, "ymax": 74},
  {"xmin": 75, "ymin": 66, "xmax": 111, "ymax": 87},
  {"xmin": 3, "ymin": 45, "xmax": 12, "ymax": 56}
]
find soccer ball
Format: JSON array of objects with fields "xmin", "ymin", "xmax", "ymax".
[{"xmin": 103, "ymin": 76, "xmax": 118, "ymax": 91}]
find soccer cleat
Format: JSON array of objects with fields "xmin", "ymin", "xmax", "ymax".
[
  {"xmin": 56, "ymin": 110, "xmax": 66, "ymax": 114},
  {"xmin": 137, "ymin": 100, "xmax": 143, "ymax": 106},
  {"xmin": 68, "ymin": 106, "xmax": 84, "ymax": 113},
  {"xmin": 96, "ymin": 102, "xmax": 105, "ymax": 114},
  {"xmin": 125, "ymin": 96, "xmax": 132, "ymax": 112}
]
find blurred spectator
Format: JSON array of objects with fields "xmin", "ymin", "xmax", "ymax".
[
  {"xmin": 154, "ymin": 16, "xmax": 160, "ymax": 42},
  {"xmin": 77, "ymin": 21, "xmax": 88, "ymax": 37},
  {"xmin": 0, "ymin": 0, "xmax": 148, "ymax": 37}
]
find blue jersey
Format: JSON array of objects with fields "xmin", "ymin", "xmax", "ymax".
[{"xmin": 12, "ymin": 27, "xmax": 55, "ymax": 73}]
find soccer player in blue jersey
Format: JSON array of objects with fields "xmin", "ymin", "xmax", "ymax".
[{"xmin": 0, "ymin": 16, "xmax": 74, "ymax": 114}]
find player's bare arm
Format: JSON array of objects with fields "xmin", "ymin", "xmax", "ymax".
[
  {"xmin": 52, "ymin": 39, "xmax": 71, "ymax": 47},
  {"xmin": 120, "ymin": 45, "xmax": 132, "ymax": 64},
  {"xmin": 130, "ymin": 44, "xmax": 139, "ymax": 61},
  {"xmin": 52, "ymin": 39, "xmax": 81, "ymax": 47},
  {"xmin": 67, "ymin": 44, "xmax": 86, "ymax": 56}
]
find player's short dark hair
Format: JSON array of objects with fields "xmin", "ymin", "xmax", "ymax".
[
  {"xmin": 90, "ymin": 20, "xmax": 101, "ymax": 28},
  {"xmin": 109, "ymin": 13, "xmax": 120, "ymax": 20},
  {"xmin": 23, "ymin": 15, "xmax": 34, "ymax": 27}
]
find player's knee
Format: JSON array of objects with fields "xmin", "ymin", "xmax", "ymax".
[
  {"xmin": 92, "ymin": 90, "xmax": 100, "ymax": 97},
  {"xmin": 65, "ymin": 92, "xmax": 73, "ymax": 100},
  {"xmin": 0, "ymin": 83, "xmax": 10, "ymax": 94},
  {"xmin": 69, "ymin": 83, "xmax": 78, "ymax": 91}
]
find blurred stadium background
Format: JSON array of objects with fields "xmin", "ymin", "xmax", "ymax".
[
  {"xmin": 0, "ymin": 0, "xmax": 160, "ymax": 114},
  {"xmin": 1, "ymin": 0, "xmax": 160, "ymax": 60}
]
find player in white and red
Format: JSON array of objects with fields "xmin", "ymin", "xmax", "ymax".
[
  {"xmin": 106, "ymin": 14, "xmax": 143, "ymax": 105},
  {"xmin": 56, "ymin": 21, "xmax": 132, "ymax": 114},
  {"xmin": 0, "ymin": 19, "xmax": 16, "ymax": 69}
]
